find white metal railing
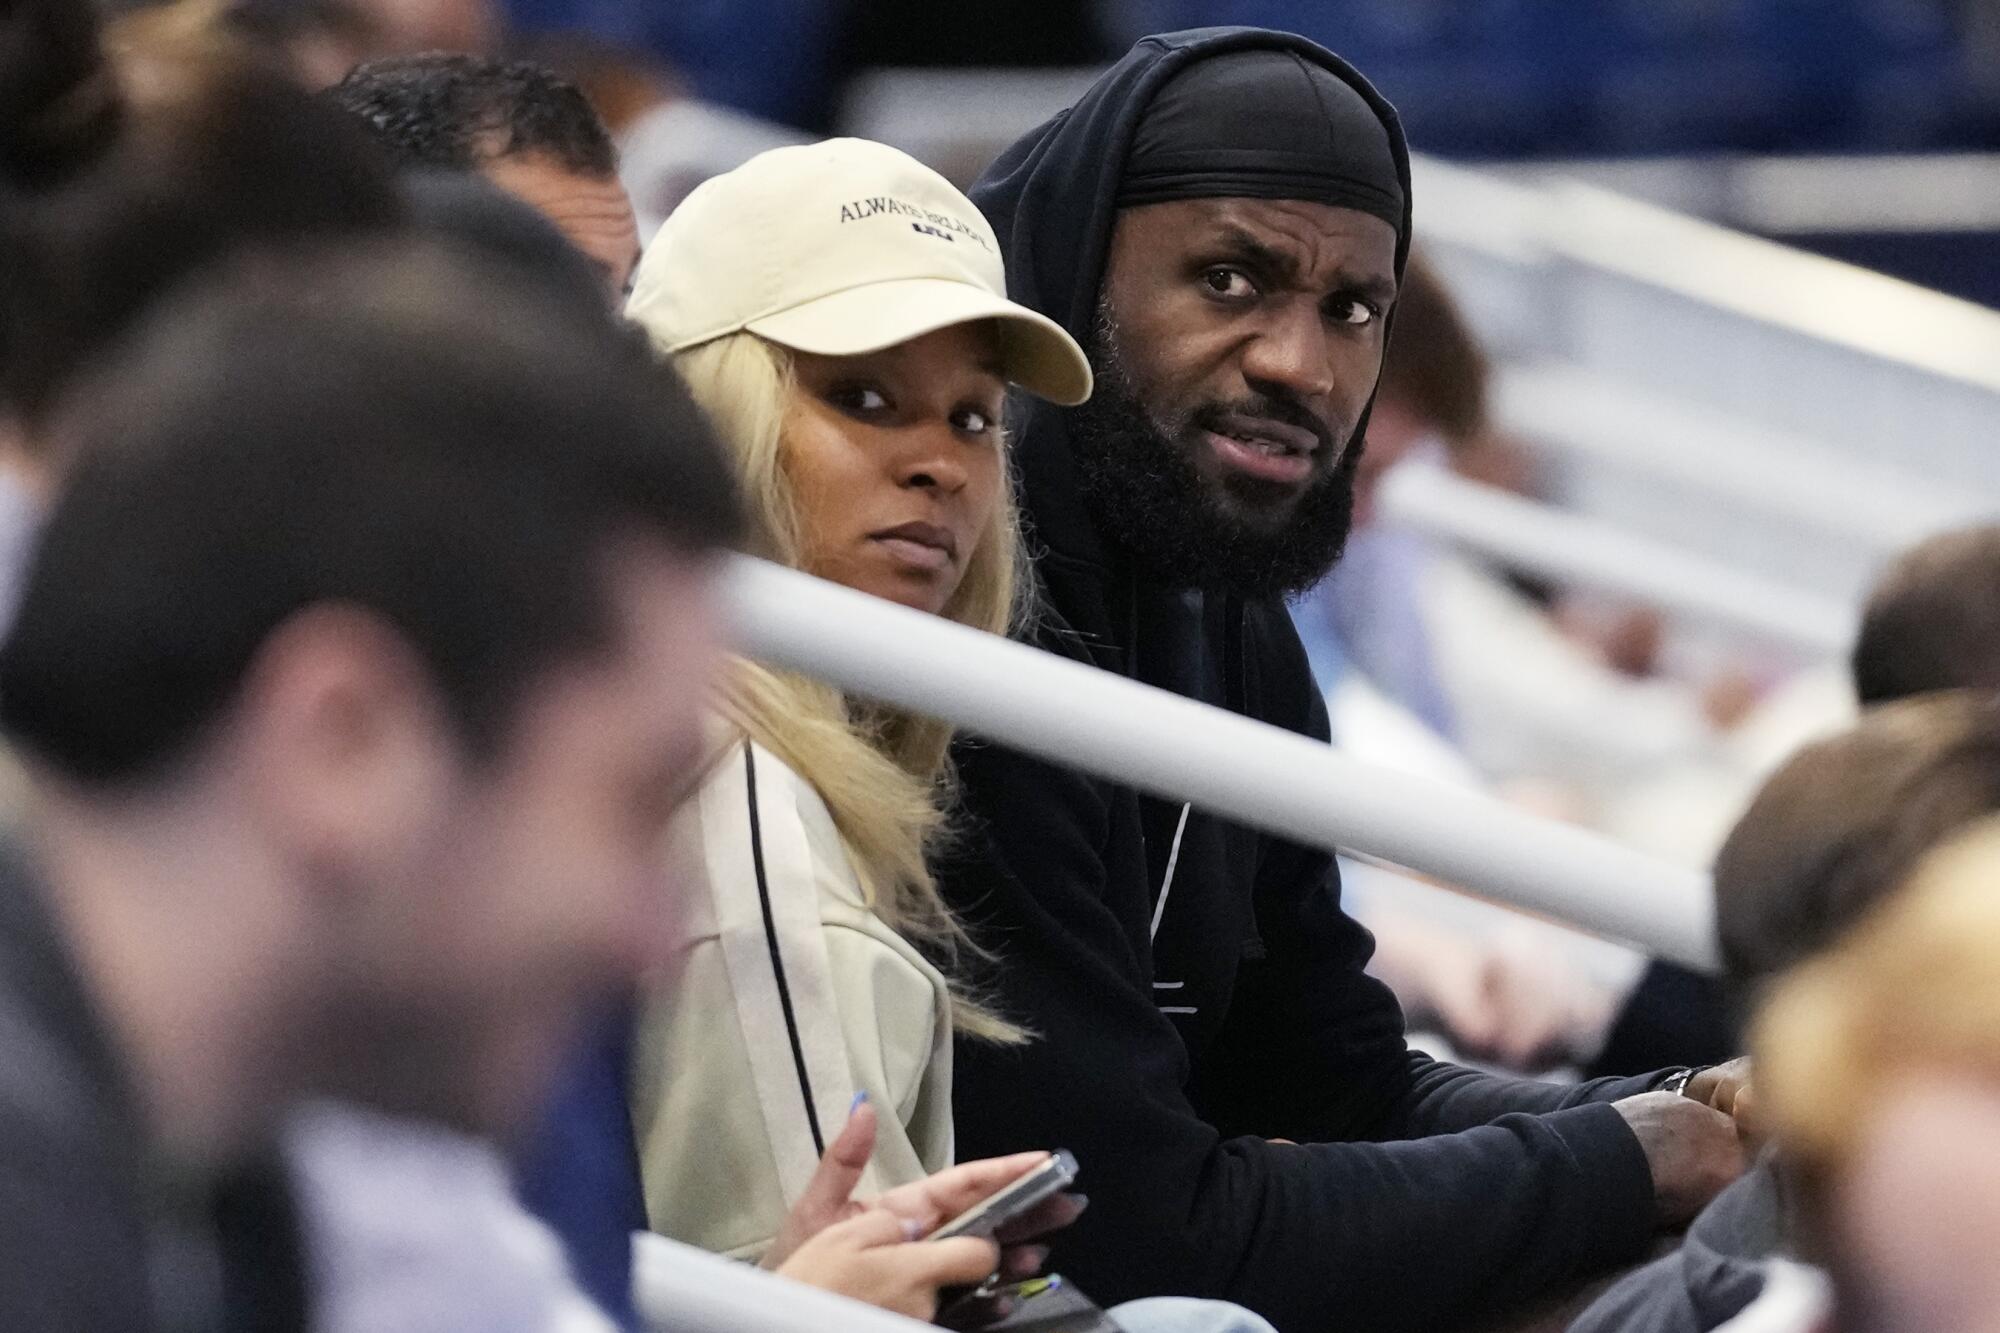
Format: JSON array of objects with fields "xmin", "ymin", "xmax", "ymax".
[
  {"xmin": 1414, "ymin": 153, "xmax": 2000, "ymax": 400},
  {"xmin": 1506, "ymin": 152, "xmax": 2000, "ymax": 244},
  {"xmin": 1487, "ymin": 361, "xmax": 1996, "ymax": 605},
  {"xmin": 1379, "ymin": 465, "xmax": 1857, "ymax": 657},
  {"xmin": 1497, "ymin": 362, "xmax": 1986, "ymax": 554},
  {"xmin": 723, "ymin": 555, "xmax": 1719, "ymax": 971}
]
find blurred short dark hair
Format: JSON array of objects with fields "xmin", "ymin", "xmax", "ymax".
[
  {"xmin": 328, "ymin": 53, "xmax": 617, "ymax": 177},
  {"xmin": 1713, "ymin": 692, "xmax": 2000, "ymax": 990},
  {"xmin": 1853, "ymin": 525, "xmax": 2000, "ymax": 706},
  {"xmin": 0, "ymin": 241, "xmax": 740, "ymax": 786}
]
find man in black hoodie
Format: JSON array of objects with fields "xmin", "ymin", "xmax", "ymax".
[{"xmin": 940, "ymin": 28, "xmax": 1748, "ymax": 1333}]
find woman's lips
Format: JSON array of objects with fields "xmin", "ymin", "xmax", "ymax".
[
  {"xmin": 870, "ymin": 521, "xmax": 958, "ymax": 572},
  {"xmin": 874, "ymin": 535, "xmax": 953, "ymax": 570}
]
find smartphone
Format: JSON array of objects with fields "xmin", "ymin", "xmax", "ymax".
[
  {"xmin": 929, "ymin": 1150, "xmax": 1079, "ymax": 1242},
  {"xmin": 939, "ymin": 1275, "xmax": 1123, "ymax": 1333}
]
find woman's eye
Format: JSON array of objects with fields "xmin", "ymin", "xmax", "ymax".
[
  {"xmin": 828, "ymin": 383, "xmax": 890, "ymax": 414},
  {"xmin": 954, "ymin": 406, "xmax": 1000, "ymax": 436},
  {"xmin": 1201, "ymin": 267, "xmax": 1257, "ymax": 300},
  {"xmin": 1329, "ymin": 298, "xmax": 1380, "ymax": 327}
]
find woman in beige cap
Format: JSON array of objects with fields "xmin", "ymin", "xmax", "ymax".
[{"xmin": 623, "ymin": 137, "xmax": 1094, "ymax": 1305}]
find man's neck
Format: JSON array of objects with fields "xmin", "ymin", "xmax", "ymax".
[{"xmin": 28, "ymin": 788, "xmax": 304, "ymax": 1173}]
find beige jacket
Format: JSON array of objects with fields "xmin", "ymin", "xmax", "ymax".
[{"xmin": 631, "ymin": 739, "xmax": 954, "ymax": 1259}]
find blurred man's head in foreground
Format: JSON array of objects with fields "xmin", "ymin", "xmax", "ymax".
[{"xmin": 2, "ymin": 241, "xmax": 737, "ymax": 1150}]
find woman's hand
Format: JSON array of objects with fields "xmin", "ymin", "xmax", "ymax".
[
  {"xmin": 762, "ymin": 1094, "xmax": 1084, "ymax": 1316},
  {"xmin": 871, "ymin": 1150, "xmax": 1069, "ymax": 1238},
  {"xmin": 775, "ymin": 1208, "xmax": 1000, "ymax": 1321},
  {"xmin": 762, "ymin": 1098, "xmax": 880, "ymax": 1271}
]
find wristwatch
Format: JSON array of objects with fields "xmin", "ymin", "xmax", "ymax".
[{"xmin": 1659, "ymin": 1065, "xmax": 1704, "ymax": 1097}]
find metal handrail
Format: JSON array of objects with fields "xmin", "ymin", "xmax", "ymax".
[{"xmin": 723, "ymin": 556, "xmax": 1719, "ymax": 971}]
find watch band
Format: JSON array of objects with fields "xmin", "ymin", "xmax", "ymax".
[{"xmin": 1659, "ymin": 1065, "xmax": 1704, "ymax": 1097}]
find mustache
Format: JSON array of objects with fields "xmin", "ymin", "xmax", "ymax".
[{"xmin": 1186, "ymin": 394, "xmax": 1336, "ymax": 457}]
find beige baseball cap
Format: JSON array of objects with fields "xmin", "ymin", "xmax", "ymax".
[{"xmin": 626, "ymin": 138, "xmax": 1092, "ymax": 406}]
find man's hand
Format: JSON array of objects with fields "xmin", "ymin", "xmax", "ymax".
[
  {"xmin": 775, "ymin": 1207, "xmax": 1001, "ymax": 1321},
  {"xmin": 1613, "ymin": 1091, "xmax": 1747, "ymax": 1228}
]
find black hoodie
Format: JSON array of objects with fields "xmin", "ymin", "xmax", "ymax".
[{"xmin": 939, "ymin": 28, "xmax": 1660, "ymax": 1332}]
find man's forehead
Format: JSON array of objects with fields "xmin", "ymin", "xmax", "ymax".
[
  {"xmin": 486, "ymin": 157, "xmax": 631, "ymax": 222},
  {"xmin": 1178, "ymin": 196, "xmax": 1396, "ymax": 241},
  {"xmin": 480, "ymin": 153, "xmax": 640, "ymax": 296},
  {"xmin": 1115, "ymin": 196, "xmax": 1398, "ymax": 285}
]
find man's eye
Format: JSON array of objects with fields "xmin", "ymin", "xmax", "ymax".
[
  {"xmin": 828, "ymin": 384, "xmax": 890, "ymax": 413},
  {"xmin": 1201, "ymin": 267, "xmax": 1257, "ymax": 299},
  {"xmin": 1330, "ymin": 298, "xmax": 1381, "ymax": 327}
]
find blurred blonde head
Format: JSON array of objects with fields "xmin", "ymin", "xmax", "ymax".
[{"xmin": 1755, "ymin": 817, "xmax": 2000, "ymax": 1179}]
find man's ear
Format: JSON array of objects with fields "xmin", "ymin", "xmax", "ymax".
[{"xmin": 227, "ymin": 604, "xmax": 459, "ymax": 880}]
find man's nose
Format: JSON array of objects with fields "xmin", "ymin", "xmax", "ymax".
[{"xmin": 1239, "ymin": 300, "xmax": 1338, "ymax": 404}]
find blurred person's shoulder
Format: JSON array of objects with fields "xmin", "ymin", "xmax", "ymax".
[
  {"xmin": 0, "ymin": 748, "xmax": 28, "ymax": 837},
  {"xmin": 0, "ymin": 831, "xmax": 112, "ymax": 1126},
  {"xmin": 287, "ymin": 1102, "xmax": 615, "ymax": 1333},
  {"xmin": 0, "ymin": 831, "xmax": 156, "ymax": 1328}
]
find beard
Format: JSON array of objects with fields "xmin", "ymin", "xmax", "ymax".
[{"xmin": 1068, "ymin": 299, "xmax": 1359, "ymax": 599}]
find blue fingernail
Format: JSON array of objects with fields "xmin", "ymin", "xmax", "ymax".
[{"xmin": 850, "ymin": 1090, "xmax": 869, "ymax": 1112}]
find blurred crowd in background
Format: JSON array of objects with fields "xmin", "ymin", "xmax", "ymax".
[
  {"xmin": 108, "ymin": 0, "xmax": 2000, "ymax": 295},
  {"xmin": 225, "ymin": 0, "xmax": 2000, "ymax": 154}
]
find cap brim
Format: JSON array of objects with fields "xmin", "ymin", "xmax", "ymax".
[{"xmin": 746, "ymin": 278, "xmax": 1093, "ymax": 407}]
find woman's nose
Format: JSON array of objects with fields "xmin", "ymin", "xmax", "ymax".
[{"xmin": 896, "ymin": 426, "xmax": 970, "ymax": 493}]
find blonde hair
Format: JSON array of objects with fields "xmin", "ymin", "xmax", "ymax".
[
  {"xmin": 1754, "ymin": 817, "xmax": 2000, "ymax": 1176},
  {"xmin": 671, "ymin": 330, "xmax": 1027, "ymax": 1042}
]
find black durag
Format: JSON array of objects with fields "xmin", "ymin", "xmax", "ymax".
[{"xmin": 1117, "ymin": 48, "xmax": 1404, "ymax": 225}]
